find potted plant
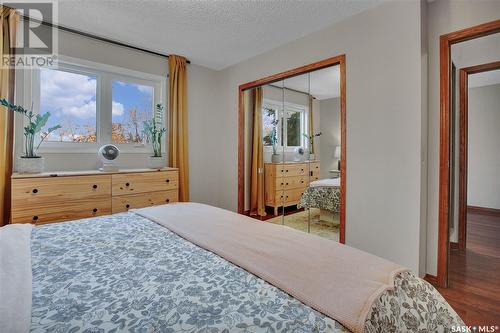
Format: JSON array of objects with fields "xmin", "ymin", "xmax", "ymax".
[
  {"xmin": 263, "ymin": 108, "xmax": 281, "ymax": 163},
  {"xmin": 303, "ymin": 132, "xmax": 322, "ymax": 161},
  {"xmin": 143, "ymin": 103, "xmax": 167, "ymax": 169},
  {"xmin": 1, "ymin": 98, "xmax": 61, "ymax": 173}
]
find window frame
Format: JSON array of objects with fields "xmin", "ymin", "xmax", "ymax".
[
  {"xmin": 24, "ymin": 55, "xmax": 167, "ymax": 154},
  {"xmin": 262, "ymin": 98, "xmax": 308, "ymax": 152}
]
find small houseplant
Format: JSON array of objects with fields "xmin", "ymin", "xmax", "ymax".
[
  {"xmin": 143, "ymin": 103, "xmax": 167, "ymax": 169},
  {"xmin": 263, "ymin": 108, "xmax": 281, "ymax": 163},
  {"xmin": 303, "ymin": 132, "xmax": 322, "ymax": 161},
  {"xmin": 1, "ymin": 98, "xmax": 60, "ymax": 173}
]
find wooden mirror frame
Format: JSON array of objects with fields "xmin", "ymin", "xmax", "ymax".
[
  {"xmin": 237, "ymin": 55, "xmax": 346, "ymax": 244},
  {"xmin": 438, "ymin": 19, "xmax": 500, "ymax": 288}
]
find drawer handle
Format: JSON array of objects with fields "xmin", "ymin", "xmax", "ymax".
[
  {"xmin": 286, "ymin": 183, "xmax": 289, "ymax": 185},
  {"xmin": 301, "ymin": 168, "xmax": 304, "ymax": 172},
  {"xmin": 301, "ymin": 180, "xmax": 304, "ymax": 183},
  {"xmin": 166, "ymin": 179, "xmax": 170, "ymax": 183},
  {"xmin": 92, "ymin": 184, "xmax": 98, "ymax": 189},
  {"xmin": 125, "ymin": 182, "xmax": 130, "ymax": 187},
  {"xmin": 92, "ymin": 208, "xmax": 98, "ymax": 213},
  {"xmin": 166, "ymin": 199, "xmax": 170, "ymax": 203},
  {"xmin": 125, "ymin": 204, "xmax": 130, "ymax": 209},
  {"xmin": 286, "ymin": 196, "xmax": 289, "ymax": 199},
  {"xmin": 32, "ymin": 188, "xmax": 38, "ymax": 194},
  {"xmin": 280, "ymin": 182, "xmax": 284, "ymax": 186},
  {"xmin": 285, "ymin": 170, "xmax": 289, "ymax": 172},
  {"xmin": 280, "ymin": 195, "xmax": 283, "ymax": 199},
  {"xmin": 32, "ymin": 215, "xmax": 38, "ymax": 221}
]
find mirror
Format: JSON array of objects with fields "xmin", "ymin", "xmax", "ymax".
[
  {"xmin": 445, "ymin": 31, "xmax": 500, "ymax": 287},
  {"xmin": 240, "ymin": 60, "xmax": 343, "ymax": 242}
]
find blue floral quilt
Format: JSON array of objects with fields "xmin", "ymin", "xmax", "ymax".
[{"xmin": 29, "ymin": 212, "xmax": 463, "ymax": 332}]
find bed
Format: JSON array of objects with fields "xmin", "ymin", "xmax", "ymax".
[
  {"xmin": 298, "ymin": 178, "xmax": 341, "ymax": 223},
  {"xmin": 1, "ymin": 203, "xmax": 463, "ymax": 333}
]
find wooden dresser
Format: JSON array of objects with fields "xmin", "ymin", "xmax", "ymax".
[
  {"xmin": 264, "ymin": 161, "xmax": 320, "ymax": 215},
  {"xmin": 11, "ymin": 168, "xmax": 179, "ymax": 225}
]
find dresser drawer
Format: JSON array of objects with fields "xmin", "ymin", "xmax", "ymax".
[
  {"xmin": 11, "ymin": 198, "xmax": 111, "ymax": 224},
  {"xmin": 112, "ymin": 171, "xmax": 178, "ymax": 196},
  {"xmin": 310, "ymin": 171, "xmax": 320, "ymax": 181},
  {"xmin": 112, "ymin": 190, "xmax": 178, "ymax": 213},
  {"xmin": 12, "ymin": 175, "xmax": 111, "ymax": 203},
  {"xmin": 309, "ymin": 162, "xmax": 320, "ymax": 172},
  {"xmin": 275, "ymin": 164, "xmax": 308, "ymax": 177},
  {"xmin": 275, "ymin": 188, "xmax": 306, "ymax": 204},
  {"xmin": 275, "ymin": 176, "xmax": 309, "ymax": 190}
]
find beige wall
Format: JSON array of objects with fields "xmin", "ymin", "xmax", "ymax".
[
  {"xmin": 208, "ymin": 1, "xmax": 425, "ymax": 273},
  {"xmin": 425, "ymin": 0, "xmax": 500, "ymax": 276},
  {"xmin": 467, "ymin": 84, "xmax": 500, "ymax": 209}
]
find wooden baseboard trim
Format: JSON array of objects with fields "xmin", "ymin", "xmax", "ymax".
[
  {"xmin": 467, "ymin": 205, "xmax": 500, "ymax": 217},
  {"xmin": 424, "ymin": 274, "xmax": 438, "ymax": 287}
]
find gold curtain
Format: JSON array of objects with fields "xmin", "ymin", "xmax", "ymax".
[
  {"xmin": 250, "ymin": 87, "xmax": 265, "ymax": 216},
  {"xmin": 0, "ymin": 6, "xmax": 18, "ymax": 226},
  {"xmin": 309, "ymin": 95, "xmax": 315, "ymax": 154},
  {"xmin": 168, "ymin": 55, "xmax": 189, "ymax": 202}
]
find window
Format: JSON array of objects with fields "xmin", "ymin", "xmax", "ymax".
[
  {"xmin": 40, "ymin": 68, "xmax": 97, "ymax": 142},
  {"xmin": 262, "ymin": 106, "xmax": 280, "ymax": 147},
  {"xmin": 262, "ymin": 100, "xmax": 307, "ymax": 149},
  {"xmin": 286, "ymin": 110, "xmax": 302, "ymax": 147},
  {"xmin": 30, "ymin": 56, "xmax": 166, "ymax": 153},
  {"xmin": 111, "ymin": 80, "xmax": 154, "ymax": 144}
]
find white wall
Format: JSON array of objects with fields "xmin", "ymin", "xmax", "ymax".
[
  {"xmin": 204, "ymin": 1, "xmax": 425, "ymax": 273},
  {"xmin": 425, "ymin": 0, "xmax": 500, "ymax": 276},
  {"xmin": 319, "ymin": 98, "xmax": 340, "ymax": 179},
  {"xmin": 467, "ymin": 84, "xmax": 500, "ymax": 209}
]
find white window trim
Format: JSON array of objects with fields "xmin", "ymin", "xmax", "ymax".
[
  {"xmin": 20, "ymin": 55, "xmax": 167, "ymax": 154},
  {"xmin": 262, "ymin": 98, "xmax": 309, "ymax": 152}
]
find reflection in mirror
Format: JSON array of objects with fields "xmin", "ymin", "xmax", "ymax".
[
  {"xmin": 446, "ymin": 31, "xmax": 500, "ymax": 296},
  {"xmin": 242, "ymin": 64, "xmax": 342, "ymax": 242}
]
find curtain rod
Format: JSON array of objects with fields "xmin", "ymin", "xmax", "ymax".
[{"xmin": 21, "ymin": 15, "xmax": 191, "ymax": 64}]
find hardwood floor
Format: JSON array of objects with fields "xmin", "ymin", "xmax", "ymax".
[{"xmin": 434, "ymin": 212, "xmax": 500, "ymax": 326}]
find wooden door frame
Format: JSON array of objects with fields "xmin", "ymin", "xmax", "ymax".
[
  {"xmin": 438, "ymin": 19, "xmax": 500, "ymax": 288},
  {"xmin": 237, "ymin": 54, "xmax": 347, "ymax": 244},
  {"xmin": 457, "ymin": 61, "xmax": 500, "ymax": 251}
]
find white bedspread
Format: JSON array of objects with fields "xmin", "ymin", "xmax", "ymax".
[
  {"xmin": 0, "ymin": 223, "xmax": 32, "ymax": 333},
  {"xmin": 310, "ymin": 178, "xmax": 340, "ymax": 188}
]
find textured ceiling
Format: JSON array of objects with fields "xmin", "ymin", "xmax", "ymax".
[
  {"xmin": 56, "ymin": 0, "xmax": 385, "ymax": 70},
  {"xmin": 277, "ymin": 66, "xmax": 340, "ymax": 100}
]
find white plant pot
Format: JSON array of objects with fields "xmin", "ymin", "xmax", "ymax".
[
  {"xmin": 18, "ymin": 156, "xmax": 44, "ymax": 173},
  {"xmin": 309, "ymin": 153, "xmax": 315, "ymax": 161},
  {"xmin": 271, "ymin": 154, "xmax": 282, "ymax": 163},
  {"xmin": 148, "ymin": 156, "xmax": 165, "ymax": 169}
]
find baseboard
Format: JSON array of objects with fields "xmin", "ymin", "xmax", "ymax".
[
  {"xmin": 467, "ymin": 205, "xmax": 500, "ymax": 217},
  {"xmin": 424, "ymin": 274, "xmax": 438, "ymax": 286}
]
